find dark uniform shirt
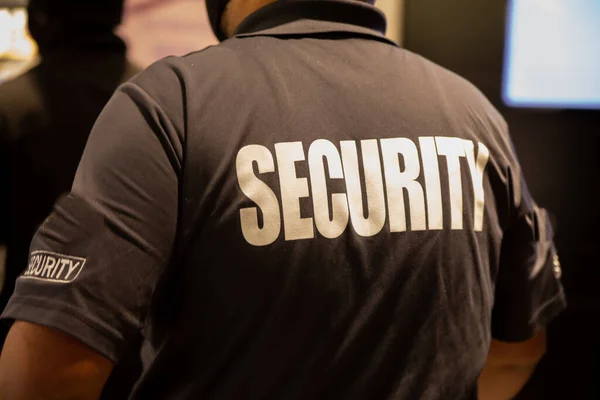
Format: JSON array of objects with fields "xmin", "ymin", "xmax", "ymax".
[{"xmin": 1, "ymin": 1, "xmax": 566, "ymax": 399}]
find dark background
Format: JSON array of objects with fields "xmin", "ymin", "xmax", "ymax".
[{"xmin": 403, "ymin": 1, "xmax": 600, "ymax": 399}]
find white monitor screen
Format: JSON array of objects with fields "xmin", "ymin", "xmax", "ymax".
[{"xmin": 503, "ymin": 0, "xmax": 600, "ymax": 109}]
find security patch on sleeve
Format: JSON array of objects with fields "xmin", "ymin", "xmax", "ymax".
[{"xmin": 21, "ymin": 251, "xmax": 87, "ymax": 283}]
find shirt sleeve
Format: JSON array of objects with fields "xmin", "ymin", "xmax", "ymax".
[
  {"xmin": 0, "ymin": 72, "xmax": 183, "ymax": 362},
  {"xmin": 491, "ymin": 167, "xmax": 567, "ymax": 342}
]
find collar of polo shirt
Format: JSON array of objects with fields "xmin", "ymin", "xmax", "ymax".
[{"xmin": 208, "ymin": 0, "xmax": 395, "ymax": 46}]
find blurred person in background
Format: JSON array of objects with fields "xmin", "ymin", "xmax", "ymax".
[
  {"xmin": 0, "ymin": 0, "xmax": 565, "ymax": 399},
  {"xmin": 0, "ymin": 0, "xmax": 141, "ymax": 398}
]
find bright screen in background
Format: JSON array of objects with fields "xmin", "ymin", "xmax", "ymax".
[{"xmin": 503, "ymin": 0, "xmax": 600, "ymax": 109}]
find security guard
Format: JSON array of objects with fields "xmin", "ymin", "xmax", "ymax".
[{"xmin": 0, "ymin": 1, "xmax": 565, "ymax": 399}]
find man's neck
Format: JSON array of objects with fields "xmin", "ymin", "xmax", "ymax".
[{"xmin": 222, "ymin": 0, "xmax": 280, "ymax": 38}]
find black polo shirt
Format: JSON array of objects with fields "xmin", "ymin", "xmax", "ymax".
[{"xmin": 2, "ymin": 1, "xmax": 566, "ymax": 399}]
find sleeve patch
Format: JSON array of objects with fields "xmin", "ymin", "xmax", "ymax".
[{"xmin": 21, "ymin": 251, "xmax": 87, "ymax": 283}]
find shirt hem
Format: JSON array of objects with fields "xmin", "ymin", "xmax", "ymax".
[{"xmin": 1, "ymin": 297, "xmax": 125, "ymax": 363}]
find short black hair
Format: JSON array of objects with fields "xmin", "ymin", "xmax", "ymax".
[{"xmin": 28, "ymin": 0, "xmax": 125, "ymax": 27}]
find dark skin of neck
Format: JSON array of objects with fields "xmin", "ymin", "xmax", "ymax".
[{"xmin": 221, "ymin": 0, "xmax": 376, "ymax": 37}]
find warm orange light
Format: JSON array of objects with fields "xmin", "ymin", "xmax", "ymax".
[{"xmin": 0, "ymin": 7, "xmax": 37, "ymax": 61}]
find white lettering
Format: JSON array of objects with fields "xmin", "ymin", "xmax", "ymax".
[
  {"xmin": 41, "ymin": 256, "xmax": 57, "ymax": 278},
  {"xmin": 236, "ymin": 136, "xmax": 490, "ymax": 245},
  {"xmin": 341, "ymin": 140, "xmax": 386, "ymax": 237},
  {"xmin": 381, "ymin": 138, "xmax": 426, "ymax": 232},
  {"xmin": 308, "ymin": 140, "xmax": 349, "ymax": 239},
  {"xmin": 463, "ymin": 141, "xmax": 490, "ymax": 232},
  {"xmin": 236, "ymin": 145, "xmax": 281, "ymax": 246},
  {"xmin": 34, "ymin": 255, "xmax": 45, "ymax": 275},
  {"xmin": 33, "ymin": 255, "xmax": 42, "ymax": 275},
  {"xmin": 24, "ymin": 256, "xmax": 36, "ymax": 276},
  {"xmin": 53, "ymin": 258, "xmax": 70, "ymax": 279},
  {"xmin": 20, "ymin": 252, "xmax": 87, "ymax": 283},
  {"xmin": 275, "ymin": 142, "xmax": 314, "ymax": 241},
  {"xmin": 419, "ymin": 137, "xmax": 443, "ymax": 230},
  {"xmin": 436, "ymin": 137, "xmax": 466, "ymax": 230},
  {"xmin": 65, "ymin": 261, "xmax": 81, "ymax": 280}
]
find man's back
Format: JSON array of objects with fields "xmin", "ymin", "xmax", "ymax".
[
  {"xmin": 0, "ymin": 1, "xmax": 565, "ymax": 399},
  {"xmin": 136, "ymin": 27, "xmax": 503, "ymax": 399}
]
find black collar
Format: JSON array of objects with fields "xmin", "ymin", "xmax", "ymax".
[{"xmin": 233, "ymin": 0, "xmax": 397, "ymax": 46}]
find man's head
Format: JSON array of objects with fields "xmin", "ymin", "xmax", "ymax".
[
  {"xmin": 206, "ymin": 0, "xmax": 275, "ymax": 41},
  {"xmin": 27, "ymin": 0, "xmax": 124, "ymax": 49},
  {"xmin": 207, "ymin": 0, "xmax": 376, "ymax": 42}
]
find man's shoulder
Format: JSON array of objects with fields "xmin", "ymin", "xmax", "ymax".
[
  {"xmin": 412, "ymin": 51, "xmax": 498, "ymax": 107},
  {"xmin": 132, "ymin": 44, "xmax": 242, "ymax": 85},
  {"xmin": 126, "ymin": 45, "xmax": 247, "ymax": 114},
  {"xmin": 402, "ymin": 49, "xmax": 508, "ymax": 134}
]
